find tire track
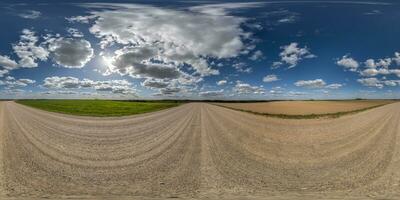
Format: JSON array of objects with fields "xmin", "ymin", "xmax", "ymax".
[{"xmin": 1, "ymin": 101, "xmax": 400, "ymax": 199}]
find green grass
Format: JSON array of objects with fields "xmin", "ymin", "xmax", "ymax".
[{"xmin": 16, "ymin": 100, "xmax": 181, "ymax": 117}]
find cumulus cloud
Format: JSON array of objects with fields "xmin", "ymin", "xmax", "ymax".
[
  {"xmin": 48, "ymin": 38, "xmax": 94, "ymax": 68},
  {"xmin": 0, "ymin": 76, "xmax": 35, "ymax": 89},
  {"xmin": 288, "ymin": 91, "xmax": 307, "ymax": 96},
  {"xmin": 394, "ymin": 52, "xmax": 400, "ymax": 65},
  {"xmin": 352, "ymin": 54, "xmax": 400, "ymax": 78},
  {"xmin": 109, "ymin": 46, "xmax": 181, "ymax": 79},
  {"xmin": 233, "ymin": 82, "xmax": 265, "ymax": 94},
  {"xmin": 274, "ymin": 42, "xmax": 316, "ymax": 68},
  {"xmin": 232, "ymin": 62, "xmax": 252, "ymax": 73},
  {"xmin": 249, "ymin": 50, "xmax": 263, "ymax": 61},
  {"xmin": 325, "ymin": 83, "xmax": 343, "ymax": 89},
  {"xmin": 336, "ymin": 55, "xmax": 359, "ymax": 72},
  {"xmin": 18, "ymin": 10, "xmax": 41, "ymax": 19},
  {"xmin": 0, "ymin": 55, "xmax": 18, "ymax": 70},
  {"xmin": 357, "ymin": 77, "xmax": 399, "ymax": 88},
  {"xmin": 262, "ymin": 74, "xmax": 279, "ymax": 82},
  {"xmin": 364, "ymin": 59, "xmax": 376, "ymax": 68},
  {"xmin": 66, "ymin": 15, "xmax": 97, "ymax": 23},
  {"xmin": 0, "ymin": 69, "xmax": 8, "ymax": 77},
  {"xmin": 12, "ymin": 29, "xmax": 49, "ymax": 68},
  {"xmin": 294, "ymin": 80, "xmax": 342, "ymax": 90},
  {"xmin": 43, "ymin": 76, "xmax": 81, "ymax": 89},
  {"xmin": 43, "ymin": 76, "xmax": 135, "ymax": 94},
  {"xmin": 141, "ymin": 78, "xmax": 170, "ymax": 89},
  {"xmin": 199, "ymin": 89, "xmax": 224, "ymax": 97},
  {"xmin": 217, "ymin": 80, "xmax": 227, "ymax": 86},
  {"xmin": 294, "ymin": 79, "xmax": 343, "ymax": 89},
  {"xmin": 295, "ymin": 79, "xmax": 326, "ymax": 88},
  {"xmin": 67, "ymin": 28, "xmax": 84, "ymax": 38},
  {"xmin": 159, "ymin": 87, "xmax": 181, "ymax": 95},
  {"xmin": 73, "ymin": 3, "xmax": 257, "ymax": 76},
  {"xmin": 360, "ymin": 68, "xmax": 390, "ymax": 77},
  {"xmin": 357, "ymin": 77, "xmax": 383, "ymax": 88}
]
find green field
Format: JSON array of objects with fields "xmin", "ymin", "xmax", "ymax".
[{"xmin": 16, "ymin": 100, "xmax": 181, "ymax": 117}]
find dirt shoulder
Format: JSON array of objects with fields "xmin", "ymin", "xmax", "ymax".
[{"xmin": 0, "ymin": 102, "xmax": 5, "ymax": 197}]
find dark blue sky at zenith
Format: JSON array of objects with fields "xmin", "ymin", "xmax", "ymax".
[{"xmin": 0, "ymin": 0, "xmax": 399, "ymax": 99}]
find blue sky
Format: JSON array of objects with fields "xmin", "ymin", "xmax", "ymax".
[{"xmin": 0, "ymin": 0, "xmax": 399, "ymax": 99}]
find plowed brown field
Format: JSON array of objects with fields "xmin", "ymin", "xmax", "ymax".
[
  {"xmin": 1, "ymin": 101, "xmax": 400, "ymax": 199},
  {"xmin": 215, "ymin": 100, "xmax": 394, "ymax": 115}
]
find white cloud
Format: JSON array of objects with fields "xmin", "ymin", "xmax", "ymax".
[
  {"xmin": 67, "ymin": 28, "xmax": 84, "ymax": 38},
  {"xmin": 18, "ymin": 10, "xmax": 41, "ymax": 19},
  {"xmin": 159, "ymin": 87, "xmax": 181, "ymax": 95},
  {"xmin": 325, "ymin": 83, "xmax": 343, "ymax": 89},
  {"xmin": 288, "ymin": 91, "xmax": 307, "ymax": 96},
  {"xmin": 12, "ymin": 29, "xmax": 49, "ymax": 68},
  {"xmin": 275, "ymin": 42, "xmax": 316, "ymax": 68},
  {"xmin": 269, "ymin": 89, "xmax": 283, "ymax": 95},
  {"xmin": 336, "ymin": 55, "xmax": 359, "ymax": 71},
  {"xmin": 66, "ymin": 15, "xmax": 97, "ymax": 23},
  {"xmin": 43, "ymin": 76, "xmax": 81, "ymax": 89},
  {"xmin": 263, "ymin": 74, "xmax": 279, "ymax": 82},
  {"xmin": 109, "ymin": 47, "xmax": 182, "ymax": 79},
  {"xmin": 294, "ymin": 79, "xmax": 343, "ymax": 89},
  {"xmin": 189, "ymin": 2, "xmax": 264, "ymax": 16},
  {"xmin": 0, "ymin": 76, "xmax": 35, "ymax": 89},
  {"xmin": 357, "ymin": 77, "xmax": 383, "ymax": 88},
  {"xmin": 0, "ymin": 69, "xmax": 8, "ymax": 77},
  {"xmin": 48, "ymin": 38, "xmax": 94, "ymax": 68},
  {"xmin": 0, "ymin": 55, "xmax": 18, "ymax": 70},
  {"xmin": 394, "ymin": 52, "xmax": 400, "ymax": 66},
  {"xmin": 359, "ymin": 56, "xmax": 398, "ymax": 77},
  {"xmin": 249, "ymin": 50, "xmax": 263, "ymax": 61},
  {"xmin": 232, "ymin": 62, "xmax": 252, "ymax": 73},
  {"xmin": 360, "ymin": 68, "xmax": 390, "ymax": 76},
  {"xmin": 199, "ymin": 89, "xmax": 224, "ymax": 97},
  {"xmin": 391, "ymin": 69, "xmax": 400, "ymax": 77},
  {"xmin": 376, "ymin": 58, "xmax": 392, "ymax": 68},
  {"xmin": 295, "ymin": 79, "xmax": 326, "ymax": 88},
  {"xmin": 217, "ymin": 80, "xmax": 227, "ymax": 86},
  {"xmin": 383, "ymin": 80, "xmax": 400, "ymax": 87},
  {"xmin": 43, "ymin": 76, "xmax": 135, "ymax": 94},
  {"xmin": 271, "ymin": 61, "xmax": 283, "ymax": 69},
  {"xmin": 364, "ymin": 59, "xmax": 376, "ymax": 68},
  {"xmin": 141, "ymin": 78, "xmax": 170, "ymax": 89},
  {"xmin": 73, "ymin": 3, "xmax": 257, "ymax": 76},
  {"xmin": 233, "ymin": 82, "xmax": 265, "ymax": 94}
]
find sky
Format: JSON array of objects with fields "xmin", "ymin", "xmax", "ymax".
[{"xmin": 0, "ymin": 0, "xmax": 400, "ymax": 100}]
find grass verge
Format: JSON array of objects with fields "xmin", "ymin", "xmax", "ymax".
[
  {"xmin": 215, "ymin": 104, "xmax": 389, "ymax": 119},
  {"xmin": 16, "ymin": 100, "xmax": 181, "ymax": 117}
]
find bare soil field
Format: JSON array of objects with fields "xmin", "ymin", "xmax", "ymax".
[
  {"xmin": 215, "ymin": 100, "xmax": 395, "ymax": 116},
  {"xmin": 1, "ymin": 101, "xmax": 400, "ymax": 199}
]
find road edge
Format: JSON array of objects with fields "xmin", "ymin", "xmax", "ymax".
[{"xmin": 0, "ymin": 102, "xmax": 6, "ymax": 197}]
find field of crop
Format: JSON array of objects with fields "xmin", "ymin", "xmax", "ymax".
[
  {"xmin": 215, "ymin": 100, "xmax": 395, "ymax": 118},
  {"xmin": 16, "ymin": 100, "xmax": 180, "ymax": 117},
  {"xmin": 1, "ymin": 101, "xmax": 400, "ymax": 199}
]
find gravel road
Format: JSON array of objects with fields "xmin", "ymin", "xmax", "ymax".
[{"xmin": 1, "ymin": 101, "xmax": 400, "ymax": 199}]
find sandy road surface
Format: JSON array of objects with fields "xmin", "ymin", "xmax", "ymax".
[{"xmin": 1, "ymin": 101, "xmax": 400, "ymax": 199}]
